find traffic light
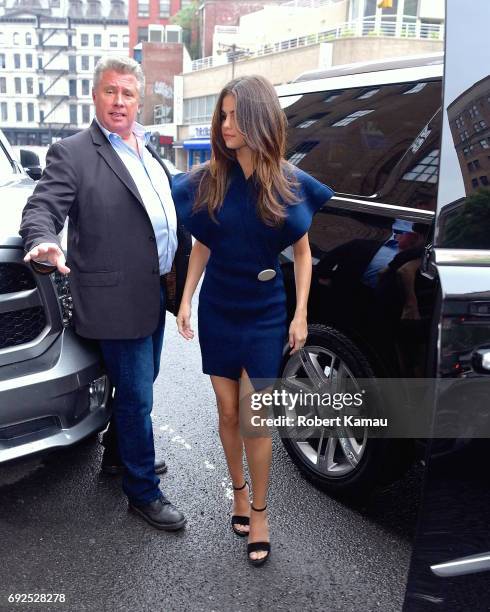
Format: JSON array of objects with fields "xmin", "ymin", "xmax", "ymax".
[{"xmin": 377, "ymin": 0, "xmax": 393, "ymax": 7}]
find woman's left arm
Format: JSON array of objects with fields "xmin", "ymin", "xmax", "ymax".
[{"xmin": 289, "ymin": 233, "xmax": 312, "ymax": 353}]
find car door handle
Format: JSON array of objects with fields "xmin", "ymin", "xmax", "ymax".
[
  {"xmin": 431, "ymin": 552, "xmax": 490, "ymax": 577},
  {"xmin": 471, "ymin": 347, "xmax": 490, "ymax": 374}
]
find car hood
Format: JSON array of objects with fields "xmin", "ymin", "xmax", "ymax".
[{"xmin": 0, "ymin": 175, "xmax": 35, "ymax": 247}]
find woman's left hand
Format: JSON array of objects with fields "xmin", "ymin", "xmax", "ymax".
[{"xmin": 288, "ymin": 315, "xmax": 308, "ymax": 353}]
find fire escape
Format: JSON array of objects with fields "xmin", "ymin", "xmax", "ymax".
[{"xmin": 36, "ymin": 13, "xmax": 77, "ymax": 139}]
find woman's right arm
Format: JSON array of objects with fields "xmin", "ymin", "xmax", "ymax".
[{"xmin": 176, "ymin": 239, "xmax": 210, "ymax": 339}]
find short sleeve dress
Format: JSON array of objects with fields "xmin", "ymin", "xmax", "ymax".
[{"xmin": 171, "ymin": 162, "xmax": 334, "ymax": 384}]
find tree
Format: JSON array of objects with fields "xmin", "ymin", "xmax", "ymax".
[
  {"xmin": 171, "ymin": 0, "xmax": 200, "ymax": 60},
  {"xmin": 443, "ymin": 188, "xmax": 490, "ymax": 249}
]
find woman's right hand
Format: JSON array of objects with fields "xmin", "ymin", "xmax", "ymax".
[{"xmin": 176, "ymin": 301, "xmax": 194, "ymax": 340}]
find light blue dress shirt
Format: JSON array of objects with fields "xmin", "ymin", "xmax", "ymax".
[
  {"xmin": 96, "ymin": 117, "xmax": 177, "ymax": 275},
  {"xmin": 362, "ymin": 236, "xmax": 399, "ymax": 288}
]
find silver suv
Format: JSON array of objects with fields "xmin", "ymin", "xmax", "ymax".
[{"xmin": 0, "ymin": 130, "xmax": 111, "ymax": 463}]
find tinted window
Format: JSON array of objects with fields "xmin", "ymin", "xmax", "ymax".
[{"xmin": 281, "ymin": 80, "xmax": 442, "ymax": 208}]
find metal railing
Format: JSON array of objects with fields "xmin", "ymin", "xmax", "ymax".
[{"xmin": 191, "ymin": 15, "xmax": 444, "ymax": 72}]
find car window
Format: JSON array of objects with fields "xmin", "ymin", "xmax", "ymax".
[{"xmin": 282, "ymin": 80, "xmax": 442, "ymax": 205}]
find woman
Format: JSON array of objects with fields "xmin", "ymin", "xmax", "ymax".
[{"xmin": 172, "ymin": 75, "xmax": 333, "ymax": 566}]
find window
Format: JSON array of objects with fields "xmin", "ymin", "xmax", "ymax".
[
  {"xmin": 14, "ymin": 77, "xmax": 21, "ymax": 94},
  {"xmin": 25, "ymin": 32, "xmax": 32, "ymax": 45},
  {"xmin": 332, "ymin": 109, "xmax": 374, "ymax": 127},
  {"xmin": 0, "ymin": 77, "xmax": 5, "ymax": 93},
  {"xmin": 81, "ymin": 33, "xmax": 89, "ymax": 47},
  {"xmin": 94, "ymin": 56, "xmax": 101, "ymax": 67},
  {"xmin": 403, "ymin": 82, "xmax": 427, "ymax": 95},
  {"xmin": 138, "ymin": 0, "xmax": 149, "ymax": 17},
  {"xmin": 69, "ymin": 55, "xmax": 76, "ymax": 73},
  {"xmin": 39, "ymin": 81, "xmax": 43, "ymax": 95},
  {"xmin": 26, "ymin": 53, "xmax": 32, "ymax": 68},
  {"xmin": 324, "ymin": 92, "xmax": 340, "ymax": 103},
  {"xmin": 460, "ymin": 130, "xmax": 470, "ymax": 142},
  {"xmin": 469, "ymin": 104, "xmax": 480, "ymax": 118},
  {"xmin": 81, "ymin": 56, "xmax": 89, "ymax": 71},
  {"xmin": 297, "ymin": 120, "xmax": 318, "ymax": 129},
  {"xmin": 110, "ymin": 35, "xmax": 118, "ymax": 48},
  {"xmin": 82, "ymin": 79, "xmax": 90, "ymax": 95},
  {"xmin": 456, "ymin": 116, "xmax": 465, "ymax": 129},
  {"xmin": 467, "ymin": 160, "xmax": 477, "ymax": 172},
  {"xmin": 471, "ymin": 178, "xmax": 479, "ymax": 188},
  {"xmin": 16, "ymin": 102, "xmax": 22, "ymax": 121},
  {"xmin": 357, "ymin": 88, "xmax": 379, "ymax": 100},
  {"xmin": 480, "ymin": 120, "xmax": 487, "ymax": 129},
  {"xmin": 13, "ymin": 32, "xmax": 20, "ymax": 45},
  {"xmin": 184, "ymin": 95, "xmax": 219, "ymax": 124},
  {"xmin": 1, "ymin": 102, "xmax": 7, "ymax": 122},
  {"xmin": 474, "ymin": 122, "xmax": 481, "ymax": 132},
  {"xmin": 82, "ymin": 104, "xmax": 91, "ymax": 123},
  {"xmin": 288, "ymin": 141, "xmax": 319, "ymax": 166},
  {"xmin": 137, "ymin": 27, "xmax": 148, "ymax": 43},
  {"xmin": 123, "ymin": 35, "xmax": 129, "ymax": 48},
  {"xmin": 94, "ymin": 34, "xmax": 102, "ymax": 47},
  {"xmin": 26, "ymin": 77, "xmax": 33, "ymax": 94},
  {"xmin": 69, "ymin": 79, "xmax": 77, "ymax": 96},
  {"xmin": 38, "ymin": 56, "xmax": 43, "ymax": 70},
  {"xmin": 297, "ymin": 113, "xmax": 328, "ymax": 129},
  {"xmin": 69, "ymin": 104, "xmax": 77, "ymax": 125},
  {"xmin": 27, "ymin": 102, "xmax": 34, "ymax": 122},
  {"xmin": 181, "ymin": 0, "xmax": 193, "ymax": 7},
  {"xmin": 14, "ymin": 54, "xmax": 20, "ymax": 69},
  {"xmin": 480, "ymin": 175, "xmax": 489, "ymax": 186},
  {"xmin": 282, "ymin": 80, "xmax": 442, "ymax": 199},
  {"xmin": 40, "ymin": 109, "xmax": 44, "ymax": 122},
  {"xmin": 0, "ymin": 54, "xmax": 5, "ymax": 69},
  {"xmin": 402, "ymin": 149, "xmax": 439, "ymax": 183},
  {"xmin": 159, "ymin": 0, "xmax": 170, "ymax": 17},
  {"xmin": 480, "ymin": 139, "xmax": 490, "ymax": 149}
]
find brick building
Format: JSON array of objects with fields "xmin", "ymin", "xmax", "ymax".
[
  {"xmin": 448, "ymin": 76, "xmax": 490, "ymax": 195},
  {"xmin": 128, "ymin": 0, "xmax": 192, "ymax": 52}
]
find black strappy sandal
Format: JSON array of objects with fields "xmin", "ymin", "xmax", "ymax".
[
  {"xmin": 247, "ymin": 504, "xmax": 271, "ymax": 567},
  {"xmin": 231, "ymin": 481, "xmax": 250, "ymax": 537}
]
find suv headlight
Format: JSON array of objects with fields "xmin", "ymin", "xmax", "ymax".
[{"xmin": 51, "ymin": 271, "xmax": 73, "ymax": 327}]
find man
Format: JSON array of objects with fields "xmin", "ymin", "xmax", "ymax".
[{"xmin": 20, "ymin": 56, "xmax": 190, "ymax": 531}]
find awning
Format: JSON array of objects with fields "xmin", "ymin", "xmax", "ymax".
[{"xmin": 183, "ymin": 139, "xmax": 211, "ymax": 151}]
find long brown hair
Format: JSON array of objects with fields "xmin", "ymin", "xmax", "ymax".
[{"xmin": 192, "ymin": 75, "xmax": 297, "ymax": 225}]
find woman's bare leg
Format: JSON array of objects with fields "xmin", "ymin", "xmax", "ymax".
[
  {"xmin": 210, "ymin": 375, "xmax": 250, "ymax": 534},
  {"xmin": 240, "ymin": 369, "xmax": 272, "ymax": 560}
]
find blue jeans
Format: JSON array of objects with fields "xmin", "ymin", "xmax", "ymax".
[{"xmin": 99, "ymin": 285, "xmax": 166, "ymax": 505}]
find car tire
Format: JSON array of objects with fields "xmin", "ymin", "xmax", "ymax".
[{"xmin": 276, "ymin": 324, "xmax": 414, "ymax": 498}]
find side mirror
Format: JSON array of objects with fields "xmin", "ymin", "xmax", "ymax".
[{"xmin": 19, "ymin": 149, "xmax": 42, "ymax": 181}]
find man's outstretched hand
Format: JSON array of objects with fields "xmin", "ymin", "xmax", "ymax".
[{"xmin": 24, "ymin": 242, "xmax": 70, "ymax": 274}]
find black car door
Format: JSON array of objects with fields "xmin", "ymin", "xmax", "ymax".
[{"xmin": 403, "ymin": 0, "xmax": 490, "ymax": 610}]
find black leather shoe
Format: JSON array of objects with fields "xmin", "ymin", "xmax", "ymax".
[
  {"xmin": 101, "ymin": 457, "xmax": 168, "ymax": 476},
  {"xmin": 128, "ymin": 495, "xmax": 187, "ymax": 531}
]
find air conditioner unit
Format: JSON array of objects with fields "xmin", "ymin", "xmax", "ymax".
[
  {"xmin": 165, "ymin": 25, "xmax": 182, "ymax": 44},
  {"xmin": 149, "ymin": 25, "xmax": 165, "ymax": 43}
]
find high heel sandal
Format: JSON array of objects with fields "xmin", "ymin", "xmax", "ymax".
[
  {"xmin": 231, "ymin": 481, "xmax": 250, "ymax": 537},
  {"xmin": 247, "ymin": 504, "xmax": 271, "ymax": 567}
]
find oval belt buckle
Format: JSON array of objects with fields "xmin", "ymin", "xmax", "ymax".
[{"xmin": 257, "ymin": 268, "xmax": 276, "ymax": 282}]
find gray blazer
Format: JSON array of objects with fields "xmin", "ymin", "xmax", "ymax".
[{"xmin": 20, "ymin": 120, "xmax": 191, "ymax": 340}]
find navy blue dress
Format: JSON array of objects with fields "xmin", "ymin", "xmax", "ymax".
[{"xmin": 171, "ymin": 162, "xmax": 334, "ymax": 383}]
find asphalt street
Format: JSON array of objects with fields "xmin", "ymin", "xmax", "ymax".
[{"xmin": 0, "ymin": 301, "xmax": 423, "ymax": 612}]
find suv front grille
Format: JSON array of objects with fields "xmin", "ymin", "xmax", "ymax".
[
  {"xmin": 0, "ymin": 263, "xmax": 36, "ymax": 294},
  {"xmin": 0, "ymin": 306, "xmax": 47, "ymax": 349}
]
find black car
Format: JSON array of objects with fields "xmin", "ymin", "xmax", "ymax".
[{"xmin": 276, "ymin": 1, "xmax": 490, "ymax": 608}]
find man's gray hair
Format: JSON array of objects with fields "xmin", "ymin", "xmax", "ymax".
[{"xmin": 93, "ymin": 56, "xmax": 145, "ymax": 98}]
